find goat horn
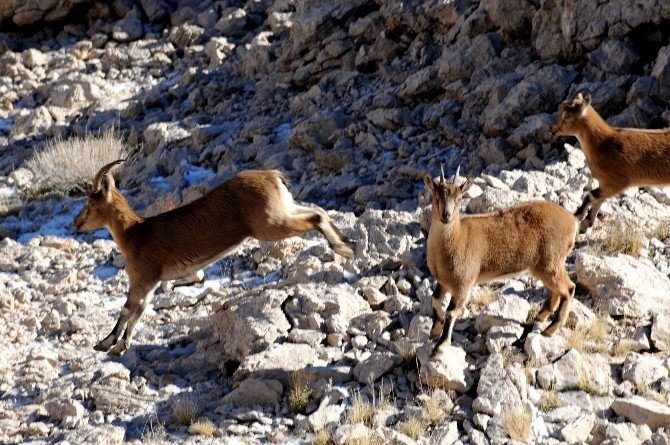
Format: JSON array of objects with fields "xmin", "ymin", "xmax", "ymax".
[
  {"xmin": 92, "ymin": 158, "xmax": 126, "ymax": 191},
  {"xmin": 454, "ymin": 165, "xmax": 461, "ymax": 183},
  {"xmin": 440, "ymin": 164, "xmax": 445, "ymax": 185}
]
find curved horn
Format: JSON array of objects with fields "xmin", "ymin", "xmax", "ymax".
[
  {"xmin": 92, "ymin": 158, "xmax": 126, "ymax": 191},
  {"xmin": 440, "ymin": 164, "xmax": 445, "ymax": 185}
]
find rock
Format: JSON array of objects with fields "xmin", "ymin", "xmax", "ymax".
[
  {"xmin": 333, "ymin": 423, "xmax": 384, "ymax": 445},
  {"xmin": 140, "ymin": 0, "xmax": 170, "ymax": 22},
  {"xmin": 417, "ymin": 345, "xmax": 472, "ymax": 393},
  {"xmin": 524, "ymin": 331, "xmax": 568, "ymax": 366},
  {"xmin": 473, "ymin": 353, "xmax": 528, "ymax": 416},
  {"xmin": 559, "ymin": 413, "xmax": 596, "ymax": 444},
  {"xmin": 215, "ymin": 7, "xmax": 247, "ymax": 36},
  {"xmin": 361, "ymin": 286, "xmax": 387, "ymax": 306},
  {"xmin": 216, "ymin": 288, "xmax": 291, "ymax": 362},
  {"xmin": 651, "ymin": 314, "xmax": 670, "ymax": 351},
  {"xmin": 22, "ymin": 48, "xmax": 47, "ymax": 68},
  {"xmin": 575, "ymin": 252, "xmax": 670, "ymax": 318},
  {"xmin": 353, "ymin": 351, "xmax": 402, "ymax": 384},
  {"xmin": 234, "ymin": 343, "xmax": 325, "ymax": 385},
  {"xmin": 537, "ymin": 349, "xmax": 613, "ymax": 394},
  {"xmin": 288, "ymin": 112, "xmax": 350, "ymax": 152},
  {"xmin": 112, "ymin": 17, "xmax": 144, "ymax": 42},
  {"xmin": 221, "ymin": 379, "xmax": 283, "ymax": 407},
  {"xmin": 205, "ymin": 36, "xmax": 235, "ymax": 67},
  {"xmin": 169, "ymin": 24, "xmax": 204, "ymax": 48},
  {"xmin": 622, "ymin": 353, "xmax": 669, "ymax": 387},
  {"xmin": 612, "ymin": 396, "xmax": 670, "ymax": 430},
  {"xmin": 485, "ymin": 323, "xmax": 525, "ymax": 353},
  {"xmin": 475, "ymin": 294, "xmax": 530, "ymax": 334}
]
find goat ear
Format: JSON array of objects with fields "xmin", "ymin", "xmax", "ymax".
[
  {"xmin": 100, "ymin": 173, "xmax": 115, "ymax": 202},
  {"xmin": 582, "ymin": 92, "xmax": 591, "ymax": 108},
  {"xmin": 423, "ymin": 172, "xmax": 434, "ymax": 191},
  {"xmin": 459, "ymin": 178, "xmax": 475, "ymax": 194}
]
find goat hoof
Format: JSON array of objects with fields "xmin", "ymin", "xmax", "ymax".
[
  {"xmin": 541, "ymin": 326, "xmax": 558, "ymax": 337},
  {"xmin": 107, "ymin": 342, "xmax": 129, "ymax": 356},
  {"xmin": 578, "ymin": 220, "xmax": 592, "ymax": 234},
  {"xmin": 93, "ymin": 340, "xmax": 112, "ymax": 352},
  {"xmin": 335, "ymin": 242, "xmax": 355, "ymax": 259}
]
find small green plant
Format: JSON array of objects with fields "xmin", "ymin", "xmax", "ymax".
[
  {"xmin": 288, "ymin": 373, "xmax": 313, "ymax": 414},
  {"xmin": 398, "ymin": 416, "xmax": 427, "ymax": 439},
  {"xmin": 188, "ymin": 420, "xmax": 215, "ymax": 436},
  {"xmin": 502, "ymin": 408, "xmax": 532, "ymax": 440},
  {"xmin": 602, "ymin": 223, "xmax": 645, "ymax": 256}
]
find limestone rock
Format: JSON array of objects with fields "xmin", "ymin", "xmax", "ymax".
[
  {"xmin": 417, "ymin": 345, "xmax": 472, "ymax": 393},
  {"xmin": 575, "ymin": 252, "xmax": 670, "ymax": 318},
  {"xmin": 612, "ymin": 396, "xmax": 670, "ymax": 430},
  {"xmin": 221, "ymin": 379, "xmax": 283, "ymax": 407}
]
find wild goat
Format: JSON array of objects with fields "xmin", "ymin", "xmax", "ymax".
[
  {"xmin": 74, "ymin": 160, "xmax": 354, "ymax": 355},
  {"xmin": 550, "ymin": 91, "xmax": 670, "ymax": 233},
  {"xmin": 423, "ymin": 167, "xmax": 577, "ymax": 354}
]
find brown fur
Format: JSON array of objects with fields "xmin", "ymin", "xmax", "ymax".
[
  {"xmin": 550, "ymin": 92, "xmax": 670, "ymax": 233},
  {"xmin": 74, "ymin": 165, "xmax": 354, "ymax": 355},
  {"xmin": 422, "ymin": 172, "xmax": 577, "ymax": 353}
]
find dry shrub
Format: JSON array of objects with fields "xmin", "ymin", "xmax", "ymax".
[
  {"xmin": 568, "ymin": 316, "xmax": 611, "ymax": 354},
  {"xmin": 472, "ymin": 285, "xmax": 497, "ymax": 310},
  {"xmin": 613, "ymin": 339, "xmax": 638, "ymax": 357},
  {"xmin": 27, "ymin": 129, "xmax": 128, "ymax": 196},
  {"xmin": 421, "ymin": 389, "xmax": 452, "ymax": 426},
  {"xmin": 288, "ymin": 372, "xmax": 313, "ymax": 414},
  {"xmin": 347, "ymin": 390, "xmax": 374, "ymax": 426},
  {"xmin": 312, "ymin": 429, "xmax": 333, "ymax": 445},
  {"xmin": 502, "ymin": 408, "xmax": 532, "ymax": 440},
  {"xmin": 187, "ymin": 420, "xmax": 215, "ymax": 436},
  {"xmin": 538, "ymin": 389, "xmax": 563, "ymax": 412},
  {"xmin": 655, "ymin": 219, "xmax": 670, "ymax": 241},
  {"xmin": 398, "ymin": 416, "xmax": 427, "ymax": 439},
  {"xmin": 171, "ymin": 394, "xmax": 199, "ymax": 425},
  {"xmin": 602, "ymin": 223, "xmax": 645, "ymax": 256}
]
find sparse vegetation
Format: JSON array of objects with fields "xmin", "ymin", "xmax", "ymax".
[
  {"xmin": 171, "ymin": 394, "xmax": 199, "ymax": 425},
  {"xmin": 288, "ymin": 372, "xmax": 313, "ymax": 414},
  {"xmin": 472, "ymin": 285, "xmax": 497, "ymax": 310},
  {"xmin": 188, "ymin": 420, "xmax": 215, "ymax": 436},
  {"xmin": 421, "ymin": 390, "xmax": 451, "ymax": 426},
  {"xmin": 567, "ymin": 372, "xmax": 606, "ymax": 396},
  {"xmin": 613, "ymin": 339, "xmax": 638, "ymax": 357},
  {"xmin": 142, "ymin": 418, "xmax": 167, "ymax": 444},
  {"xmin": 396, "ymin": 340, "xmax": 418, "ymax": 367},
  {"xmin": 567, "ymin": 316, "xmax": 611, "ymax": 354},
  {"xmin": 398, "ymin": 416, "xmax": 427, "ymax": 439},
  {"xmin": 312, "ymin": 429, "xmax": 333, "ymax": 445},
  {"xmin": 654, "ymin": 218, "xmax": 670, "ymax": 241},
  {"xmin": 348, "ymin": 390, "xmax": 374, "ymax": 426},
  {"xmin": 538, "ymin": 388, "xmax": 564, "ymax": 412},
  {"xmin": 0, "ymin": 195, "xmax": 22, "ymax": 218},
  {"xmin": 26, "ymin": 129, "xmax": 128, "ymax": 196},
  {"xmin": 602, "ymin": 223, "xmax": 645, "ymax": 257},
  {"xmin": 502, "ymin": 408, "xmax": 532, "ymax": 440}
]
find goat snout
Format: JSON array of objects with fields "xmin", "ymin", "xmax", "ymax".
[{"xmin": 441, "ymin": 210, "xmax": 452, "ymax": 223}]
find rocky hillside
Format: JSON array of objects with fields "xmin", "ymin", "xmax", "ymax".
[{"xmin": 1, "ymin": 0, "xmax": 670, "ymax": 444}]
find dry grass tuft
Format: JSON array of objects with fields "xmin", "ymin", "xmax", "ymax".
[
  {"xmin": 398, "ymin": 416, "xmax": 427, "ymax": 439},
  {"xmin": 172, "ymin": 395, "xmax": 199, "ymax": 425},
  {"xmin": 312, "ymin": 429, "xmax": 333, "ymax": 445},
  {"xmin": 421, "ymin": 390, "xmax": 451, "ymax": 426},
  {"xmin": 602, "ymin": 223, "xmax": 645, "ymax": 257},
  {"xmin": 654, "ymin": 219, "xmax": 670, "ymax": 241},
  {"xmin": 27, "ymin": 129, "xmax": 128, "ymax": 196},
  {"xmin": 502, "ymin": 408, "xmax": 532, "ymax": 441},
  {"xmin": 288, "ymin": 373, "xmax": 313, "ymax": 414},
  {"xmin": 472, "ymin": 285, "xmax": 497, "ymax": 310},
  {"xmin": 188, "ymin": 420, "xmax": 215, "ymax": 436},
  {"xmin": 348, "ymin": 390, "xmax": 374, "ymax": 426},
  {"xmin": 396, "ymin": 340, "xmax": 418, "ymax": 367},
  {"xmin": 142, "ymin": 419, "xmax": 167, "ymax": 444},
  {"xmin": 538, "ymin": 389, "xmax": 564, "ymax": 412},
  {"xmin": 0, "ymin": 194, "xmax": 22, "ymax": 217},
  {"xmin": 613, "ymin": 339, "xmax": 638, "ymax": 357},
  {"xmin": 568, "ymin": 316, "xmax": 611, "ymax": 354}
]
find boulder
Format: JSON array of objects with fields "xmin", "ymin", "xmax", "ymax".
[
  {"xmin": 559, "ymin": 413, "xmax": 596, "ymax": 444},
  {"xmin": 473, "ymin": 353, "xmax": 528, "ymax": 416},
  {"xmin": 234, "ymin": 343, "xmax": 325, "ymax": 385},
  {"xmin": 621, "ymin": 353, "xmax": 669, "ymax": 387},
  {"xmin": 612, "ymin": 396, "xmax": 670, "ymax": 430},
  {"xmin": 575, "ymin": 252, "xmax": 670, "ymax": 318},
  {"xmin": 417, "ymin": 345, "xmax": 472, "ymax": 392},
  {"xmin": 651, "ymin": 314, "xmax": 670, "ymax": 351},
  {"xmin": 221, "ymin": 379, "xmax": 283, "ymax": 407},
  {"xmin": 353, "ymin": 351, "xmax": 402, "ymax": 384},
  {"xmin": 537, "ymin": 349, "xmax": 614, "ymax": 394}
]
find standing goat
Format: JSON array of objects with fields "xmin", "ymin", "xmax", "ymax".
[
  {"xmin": 74, "ymin": 160, "xmax": 354, "ymax": 355},
  {"xmin": 550, "ymin": 92, "xmax": 670, "ymax": 233},
  {"xmin": 423, "ymin": 167, "xmax": 577, "ymax": 354}
]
